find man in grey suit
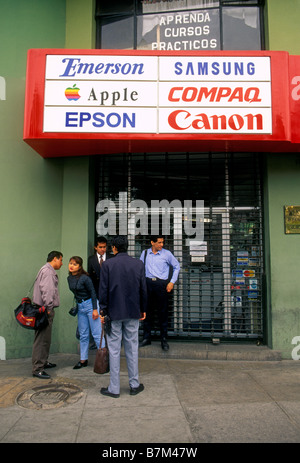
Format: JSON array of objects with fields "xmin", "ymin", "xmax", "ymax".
[
  {"xmin": 99, "ymin": 235, "xmax": 147, "ymax": 398},
  {"xmin": 32, "ymin": 251, "xmax": 63, "ymax": 379}
]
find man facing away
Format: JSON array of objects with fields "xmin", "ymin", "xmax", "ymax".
[
  {"xmin": 99, "ymin": 235, "xmax": 147, "ymax": 398},
  {"xmin": 32, "ymin": 251, "xmax": 63, "ymax": 379},
  {"xmin": 139, "ymin": 235, "xmax": 180, "ymax": 351}
]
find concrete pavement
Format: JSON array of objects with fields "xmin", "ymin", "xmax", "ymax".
[{"xmin": 1, "ymin": 342, "xmax": 300, "ymax": 444}]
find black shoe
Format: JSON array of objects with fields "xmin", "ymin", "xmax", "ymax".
[
  {"xmin": 73, "ymin": 360, "xmax": 88, "ymax": 369},
  {"xmin": 100, "ymin": 387, "xmax": 120, "ymax": 398},
  {"xmin": 33, "ymin": 370, "xmax": 51, "ymax": 379},
  {"xmin": 130, "ymin": 383, "xmax": 144, "ymax": 396},
  {"xmin": 161, "ymin": 338, "xmax": 169, "ymax": 351},
  {"xmin": 44, "ymin": 361, "xmax": 56, "ymax": 369},
  {"xmin": 139, "ymin": 339, "xmax": 151, "ymax": 347}
]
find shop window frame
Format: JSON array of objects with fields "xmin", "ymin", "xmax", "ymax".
[{"xmin": 95, "ymin": 0, "xmax": 265, "ymax": 50}]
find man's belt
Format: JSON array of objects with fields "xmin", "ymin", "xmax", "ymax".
[{"xmin": 146, "ymin": 277, "xmax": 168, "ymax": 282}]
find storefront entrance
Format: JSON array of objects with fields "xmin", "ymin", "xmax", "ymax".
[{"xmin": 96, "ymin": 152, "xmax": 263, "ymax": 342}]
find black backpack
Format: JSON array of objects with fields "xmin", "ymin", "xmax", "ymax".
[{"xmin": 14, "ymin": 297, "xmax": 48, "ymax": 331}]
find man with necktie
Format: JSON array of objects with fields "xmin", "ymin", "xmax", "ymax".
[
  {"xmin": 139, "ymin": 235, "xmax": 180, "ymax": 351},
  {"xmin": 88, "ymin": 236, "xmax": 111, "ymax": 296},
  {"xmin": 86, "ymin": 237, "xmax": 111, "ymax": 349}
]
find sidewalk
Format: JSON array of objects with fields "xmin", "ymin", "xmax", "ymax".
[{"xmin": 1, "ymin": 342, "xmax": 300, "ymax": 444}]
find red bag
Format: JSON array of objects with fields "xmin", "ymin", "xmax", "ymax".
[{"xmin": 14, "ymin": 297, "xmax": 48, "ymax": 331}]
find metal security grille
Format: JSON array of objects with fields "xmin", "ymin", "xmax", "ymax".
[{"xmin": 95, "ymin": 152, "xmax": 263, "ymax": 342}]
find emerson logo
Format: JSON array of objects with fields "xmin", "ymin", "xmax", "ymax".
[{"xmin": 59, "ymin": 58, "xmax": 145, "ymax": 78}]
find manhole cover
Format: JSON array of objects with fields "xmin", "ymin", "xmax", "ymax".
[{"xmin": 16, "ymin": 382, "xmax": 83, "ymax": 410}]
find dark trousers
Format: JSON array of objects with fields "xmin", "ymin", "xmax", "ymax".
[
  {"xmin": 143, "ymin": 278, "xmax": 169, "ymax": 340},
  {"xmin": 32, "ymin": 310, "xmax": 54, "ymax": 373}
]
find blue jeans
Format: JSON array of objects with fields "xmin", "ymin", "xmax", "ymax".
[
  {"xmin": 77, "ymin": 299, "xmax": 104, "ymax": 361},
  {"xmin": 106, "ymin": 319, "xmax": 140, "ymax": 395}
]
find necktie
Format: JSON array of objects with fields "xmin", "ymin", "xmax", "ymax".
[{"xmin": 100, "ymin": 256, "xmax": 103, "ymax": 267}]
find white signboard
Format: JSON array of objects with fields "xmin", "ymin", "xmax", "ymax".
[
  {"xmin": 137, "ymin": 8, "xmax": 220, "ymax": 51},
  {"xmin": 43, "ymin": 54, "xmax": 272, "ymax": 135}
]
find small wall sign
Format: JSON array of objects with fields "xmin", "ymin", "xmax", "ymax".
[{"xmin": 284, "ymin": 206, "xmax": 300, "ymax": 234}]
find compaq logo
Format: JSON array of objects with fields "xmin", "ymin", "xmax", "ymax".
[{"xmin": 168, "ymin": 86, "xmax": 262, "ymax": 103}]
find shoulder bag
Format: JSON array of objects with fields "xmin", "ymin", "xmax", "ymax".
[
  {"xmin": 14, "ymin": 296, "xmax": 48, "ymax": 331},
  {"xmin": 93, "ymin": 328, "xmax": 109, "ymax": 374}
]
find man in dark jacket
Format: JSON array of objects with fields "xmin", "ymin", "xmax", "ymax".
[
  {"xmin": 99, "ymin": 235, "xmax": 147, "ymax": 398},
  {"xmin": 88, "ymin": 236, "xmax": 111, "ymax": 296}
]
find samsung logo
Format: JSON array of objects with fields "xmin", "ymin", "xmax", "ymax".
[{"xmin": 174, "ymin": 60, "xmax": 256, "ymax": 76}]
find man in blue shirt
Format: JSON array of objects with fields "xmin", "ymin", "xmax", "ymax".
[{"xmin": 140, "ymin": 235, "xmax": 180, "ymax": 351}]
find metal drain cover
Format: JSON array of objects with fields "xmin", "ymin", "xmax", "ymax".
[{"xmin": 16, "ymin": 382, "xmax": 83, "ymax": 410}]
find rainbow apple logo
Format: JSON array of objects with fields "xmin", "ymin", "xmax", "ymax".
[{"xmin": 65, "ymin": 84, "xmax": 80, "ymax": 101}]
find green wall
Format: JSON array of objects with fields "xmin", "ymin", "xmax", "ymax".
[
  {"xmin": 264, "ymin": 155, "xmax": 300, "ymax": 358},
  {"xmin": 56, "ymin": 0, "xmax": 96, "ymax": 354},
  {"xmin": 0, "ymin": 0, "xmax": 96, "ymax": 359},
  {"xmin": 0, "ymin": 0, "xmax": 66, "ymax": 358},
  {"xmin": 265, "ymin": 0, "xmax": 300, "ymax": 54},
  {"xmin": 57, "ymin": 157, "xmax": 96, "ymax": 353},
  {"xmin": 264, "ymin": 0, "xmax": 300, "ymax": 357}
]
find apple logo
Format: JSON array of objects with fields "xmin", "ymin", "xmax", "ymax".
[{"xmin": 65, "ymin": 84, "xmax": 80, "ymax": 101}]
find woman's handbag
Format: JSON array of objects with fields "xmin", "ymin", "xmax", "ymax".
[
  {"xmin": 69, "ymin": 296, "xmax": 78, "ymax": 316},
  {"xmin": 69, "ymin": 280, "xmax": 79, "ymax": 316},
  {"xmin": 68, "ymin": 305, "xmax": 78, "ymax": 316},
  {"xmin": 14, "ymin": 297, "xmax": 48, "ymax": 331},
  {"xmin": 94, "ymin": 329, "xmax": 109, "ymax": 374}
]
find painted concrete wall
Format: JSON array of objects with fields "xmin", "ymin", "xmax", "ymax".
[
  {"xmin": 56, "ymin": 157, "xmax": 96, "ymax": 353},
  {"xmin": 265, "ymin": 0, "xmax": 300, "ymax": 54},
  {"xmin": 265, "ymin": 0, "xmax": 300, "ymax": 357},
  {"xmin": 55, "ymin": 0, "xmax": 96, "ymax": 354},
  {"xmin": 0, "ymin": 0, "xmax": 96, "ymax": 358},
  {"xmin": 0, "ymin": 0, "xmax": 66, "ymax": 358},
  {"xmin": 264, "ymin": 155, "xmax": 300, "ymax": 358}
]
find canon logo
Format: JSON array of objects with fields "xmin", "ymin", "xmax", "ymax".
[{"xmin": 168, "ymin": 110, "xmax": 263, "ymax": 131}]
